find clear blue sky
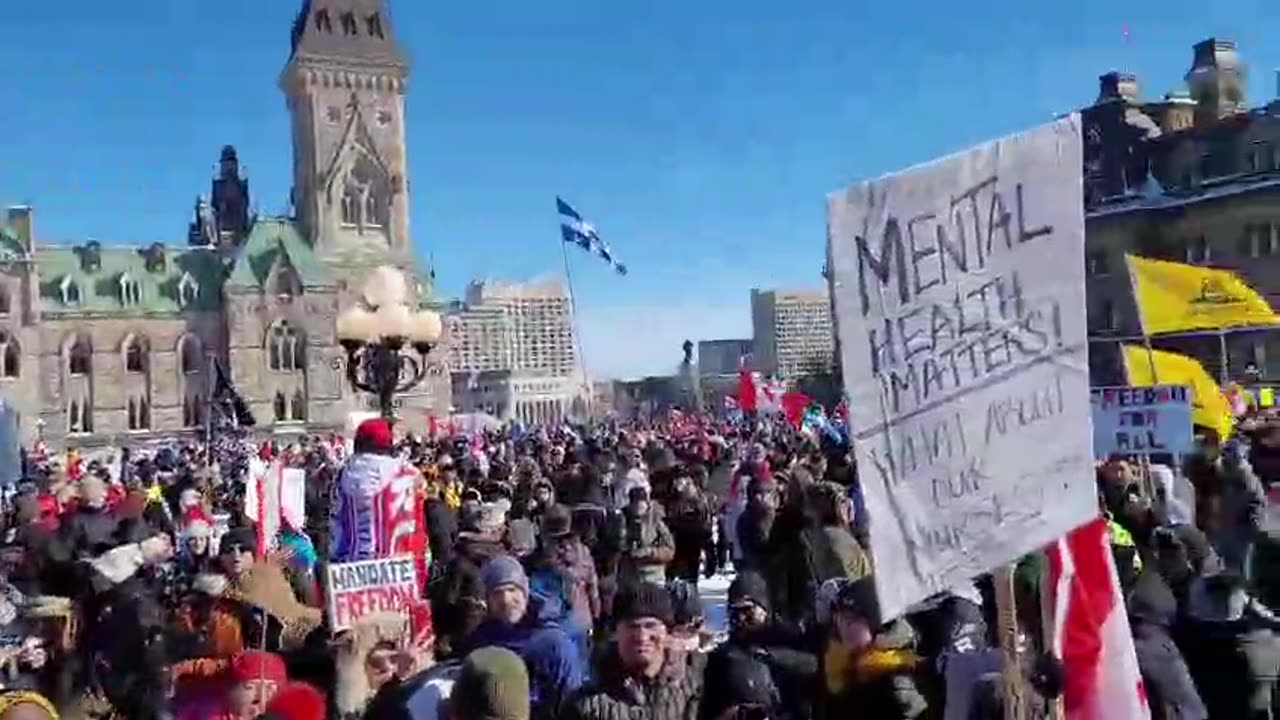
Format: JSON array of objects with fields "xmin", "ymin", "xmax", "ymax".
[{"xmin": 1, "ymin": 1, "xmax": 1277, "ymax": 378}]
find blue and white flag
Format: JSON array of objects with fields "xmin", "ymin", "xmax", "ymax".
[{"xmin": 557, "ymin": 197, "xmax": 628, "ymax": 276}]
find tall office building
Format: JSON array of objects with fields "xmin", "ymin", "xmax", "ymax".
[
  {"xmin": 464, "ymin": 279, "xmax": 576, "ymax": 375},
  {"xmin": 750, "ymin": 288, "xmax": 834, "ymax": 380},
  {"xmin": 445, "ymin": 278, "xmax": 585, "ymax": 422},
  {"xmin": 444, "ymin": 304, "xmax": 515, "ymax": 373}
]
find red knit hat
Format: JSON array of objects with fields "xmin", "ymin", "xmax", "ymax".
[
  {"xmin": 355, "ymin": 418, "xmax": 394, "ymax": 452},
  {"xmin": 261, "ymin": 682, "xmax": 327, "ymax": 720},
  {"xmin": 229, "ymin": 651, "xmax": 288, "ymax": 684}
]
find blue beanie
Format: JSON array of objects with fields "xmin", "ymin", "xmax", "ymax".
[{"xmin": 481, "ymin": 555, "xmax": 529, "ymax": 596}]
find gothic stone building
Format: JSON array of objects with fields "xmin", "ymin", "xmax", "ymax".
[
  {"xmin": 0, "ymin": 0, "xmax": 449, "ymax": 448},
  {"xmin": 1082, "ymin": 38, "xmax": 1280, "ymax": 384}
]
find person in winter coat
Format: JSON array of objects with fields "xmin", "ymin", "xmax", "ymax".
[
  {"xmin": 736, "ymin": 477, "xmax": 778, "ymax": 575},
  {"xmin": 702, "ymin": 572, "xmax": 817, "ymax": 720},
  {"xmin": 665, "ymin": 476, "xmax": 712, "ymax": 584},
  {"xmin": 1126, "ymin": 570, "xmax": 1207, "ymax": 720},
  {"xmin": 430, "ymin": 503, "xmax": 506, "ymax": 656},
  {"xmin": 568, "ymin": 583, "xmax": 703, "ymax": 720},
  {"xmin": 614, "ymin": 488, "xmax": 675, "ymax": 588},
  {"xmin": 535, "ymin": 505, "xmax": 600, "ymax": 628},
  {"xmin": 817, "ymin": 576, "xmax": 927, "ymax": 720},
  {"xmin": 58, "ymin": 476, "xmax": 118, "ymax": 560},
  {"xmin": 460, "ymin": 556, "xmax": 585, "ymax": 720}
]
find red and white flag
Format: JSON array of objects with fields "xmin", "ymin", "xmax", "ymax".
[
  {"xmin": 737, "ymin": 371, "xmax": 783, "ymax": 414},
  {"xmin": 1047, "ymin": 518, "xmax": 1149, "ymax": 720}
]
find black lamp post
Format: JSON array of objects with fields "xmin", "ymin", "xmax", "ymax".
[{"xmin": 336, "ymin": 267, "xmax": 444, "ymax": 419}]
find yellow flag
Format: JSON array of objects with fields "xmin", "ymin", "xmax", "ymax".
[
  {"xmin": 1122, "ymin": 345, "xmax": 1234, "ymax": 441},
  {"xmin": 1126, "ymin": 254, "xmax": 1279, "ymax": 335}
]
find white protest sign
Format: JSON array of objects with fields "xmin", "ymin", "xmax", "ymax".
[
  {"xmin": 827, "ymin": 115, "xmax": 1096, "ymax": 619},
  {"xmin": 326, "ymin": 555, "xmax": 421, "ymax": 632},
  {"xmin": 1091, "ymin": 386, "xmax": 1193, "ymax": 457}
]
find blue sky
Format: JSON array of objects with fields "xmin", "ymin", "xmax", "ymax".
[{"xmin": 1, "ymin": 1, "xmax": 1277, "ymax": 378}]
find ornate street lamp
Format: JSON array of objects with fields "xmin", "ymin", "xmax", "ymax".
[{"xmin": 336, "ymin": 266, "xmax": 444, "ymax": 418}]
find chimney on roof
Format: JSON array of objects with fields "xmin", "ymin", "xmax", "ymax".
[
  {"xmin": 1098, "ymin": 72, "xmax": 1142, "ymax": 105},
  {"xmin": 1186, "ymin": 38, "xmax": 1247, "ymax": 124}
]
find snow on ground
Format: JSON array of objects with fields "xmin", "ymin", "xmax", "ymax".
[{"xmin": 699, "ymin": 570, "xmax": 733, "ymax": 634}]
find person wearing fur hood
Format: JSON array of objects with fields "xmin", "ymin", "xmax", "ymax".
[{"xmin": 169, "ymin": 527, "xmax": 323, "ymax": 702}]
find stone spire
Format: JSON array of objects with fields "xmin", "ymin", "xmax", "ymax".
[{"xmin": 288, "ymin": 0, "xmax": 406, "ymax": 69}]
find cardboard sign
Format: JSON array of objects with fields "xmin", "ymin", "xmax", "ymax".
[
  {"xmin": 326, "ymin": 555, "xmax": 421, "ymax": 632},
  {"xmin": 827, "ymin": 115, "xmax": 1097, "ymax": 619},
  {"xmin": 1091, "ymin": 386, "xmax": 1193, "ymax": 457}
]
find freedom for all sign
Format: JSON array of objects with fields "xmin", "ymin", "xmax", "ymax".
[
  {"xmin": 1090, "ymin": 385, "xmax": 1193, "ymax": 457},
  {"xmin": 326, "ymin": 555, "xmax": 420, "ymax": 632},
  {"xmin": 827, "ymin": 115, "xmax": 1098, "ymax": 619}
]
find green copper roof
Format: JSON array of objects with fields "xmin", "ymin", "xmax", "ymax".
[
  {"xmin": 35, "ymin": 244, "xmax": 225, "ymax": 314},
  {"xmin": 0, "ymin": 227, "xmax": 24, "ymax": 262},
  {"xmin": 227, "ymin": 217, "xmax": 334, "ymax": 290}
]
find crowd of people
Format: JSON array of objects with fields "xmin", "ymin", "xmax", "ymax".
[{"xmin": 0, "ymin": 403, "xmax": 1273, "ymax": 720}]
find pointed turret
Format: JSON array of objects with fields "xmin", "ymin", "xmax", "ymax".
[{"xmin": 289, "ymin": 0, "xmax": 406, "ymax": 68}]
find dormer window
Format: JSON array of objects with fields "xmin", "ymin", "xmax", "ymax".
[
  {"xmin": 315, "ymin": 9, "xmax": 333, "ymax": 33},
  {"xmin": 340, "ymin": 12, "xmax": 358, "ymax": 35},
  {"xmin": 177, "ymin": 272, "xmax": 199, "ymax": 307},
  {"xmin": 141, "ymin": 243, "xmax": 166, "ymax": 273},
  {"xmin": 366, "ymin": 13, "xmax": 384, "ymax": 38},
  {"xmin": 79, "ymin": 242, "xmax": 102, "ymax": 272},
  {"xmin": 60, "ymin": 276, "xmax": 81, "ymax": 306},
  {"xmin": 119, "ymin": 273, "xmax": 142, "ymax": 306}
]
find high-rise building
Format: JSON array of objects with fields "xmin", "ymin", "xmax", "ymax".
[
  {"xmin": 697, "ymin": 339, "xmax": 753, "ymax": 377},
  {"xmin": 444, "ymin": 304, "xmax": 515, "ymax": 373},
  {"xmin": 750, "ymin": 288, "xmax": 834, "ymax": 380},
  {"xmin": 463, "ymin": 279, "xmax": 577, "ymax": 376},
  {"xmin": 445, "ymin": 278, "xmax": 587, "ymax": 422}
]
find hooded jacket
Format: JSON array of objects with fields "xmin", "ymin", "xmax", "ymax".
[{"xmin": 460, "ymin": 595, "xmax": 585, "ymax": 717}]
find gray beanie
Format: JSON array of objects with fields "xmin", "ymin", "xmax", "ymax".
[
  {"xmin": 480, "ymin": 555, "xmax": 529, "ymax": 596},
  {"xmin": 452, "ymin": 646, "xmax": 531, "ymax": 720}
]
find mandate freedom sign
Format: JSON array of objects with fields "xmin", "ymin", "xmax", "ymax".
[
  {"xmin": 326, "ymin": 555, "xmax": 420, "ymax": 632},
  {"xmin": 1091, "ymin": 386, "xmax": 1193, "ymax": 457},
  {"xmin": 827, "ymin": 115, "xmax": 1097, "ymax": 620}
]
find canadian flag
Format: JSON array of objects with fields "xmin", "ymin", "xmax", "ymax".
[
  {"xmin": 737, "ymin": 370, "xmax": 783, "ymax": 414},
  {"xmin": 1047, "ymin": 518, "xmax": 1149, "ymax": 720}
]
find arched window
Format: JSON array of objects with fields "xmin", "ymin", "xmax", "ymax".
[
  {"xmin": 68, "ymin": 397, "xmax": 91, "ymax": 434},
  {"xmin": 348, "ymin": 154, "xmax": 388, "ymax": 229},
  {"xmin": 0, "ymin": 287, "xmax": 10, "ymax": 315},
  {"xmin": 0, "ymin": 333, "xmax": 18, "ymax": 378},
  {"xmin": 291, "ymin": 390, "xmax": 307, "ymax": 421},
  {"xmin": 67, "ymin": 335, "xmax": 92, "ymax": 376},
  {"xmin": 267, "ymin": 322, "xmax": 304, "ymax": 372},
  {"xmin": 182, "ymin": 394, "xmax": 203, "ymax": 428},
  {"xmin": 119, "ymin": 273, "xmax": 142, "ymax": 306},
  {"xmin": 123, "ymin": 335, "xmax": 148, "ymax": 374},
  {"xmin": 179, "ymin": 335, "xmax": 202, "ymax": 375},
  {"xmin": 341, "ymin": 191, "xmax": 359, "ymax": 225},
  {"xmin": 363, "ymin": 192, "xmax": 380, "ymax": 227},
  {"xmin": 127, "ymin": 397, "xmax": 150, "ymax": 431},
  {"xmin": 275, "ymin": 266, "xmax": 301, "ymax": 297},
  {"xmin": 60, "ymin": 276, "xmax": 81, "ymax": 306},
  {"xmin": 273, "ymin": 392, "xmax": 287, "ymax": 421},
  {"xmin": 177, "ymin": 272, "xmax": 199, "ymax": 308}
]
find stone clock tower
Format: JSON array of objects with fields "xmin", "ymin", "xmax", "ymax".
[{"xmin": 281, "ymin": 0, "xmax": 415, "ymax": 293}]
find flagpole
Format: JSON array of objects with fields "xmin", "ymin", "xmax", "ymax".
[
  {"xmin": 560, "ymin": 231, "xmax": 594, "ymax": 420},
  {"xmin": 1124, "ymin": 255, "xmax": 1160, "ymax": 382},
  {"xmin": 1218, "ymin": 330, "xmax": 1230, "ymax": 385}
]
